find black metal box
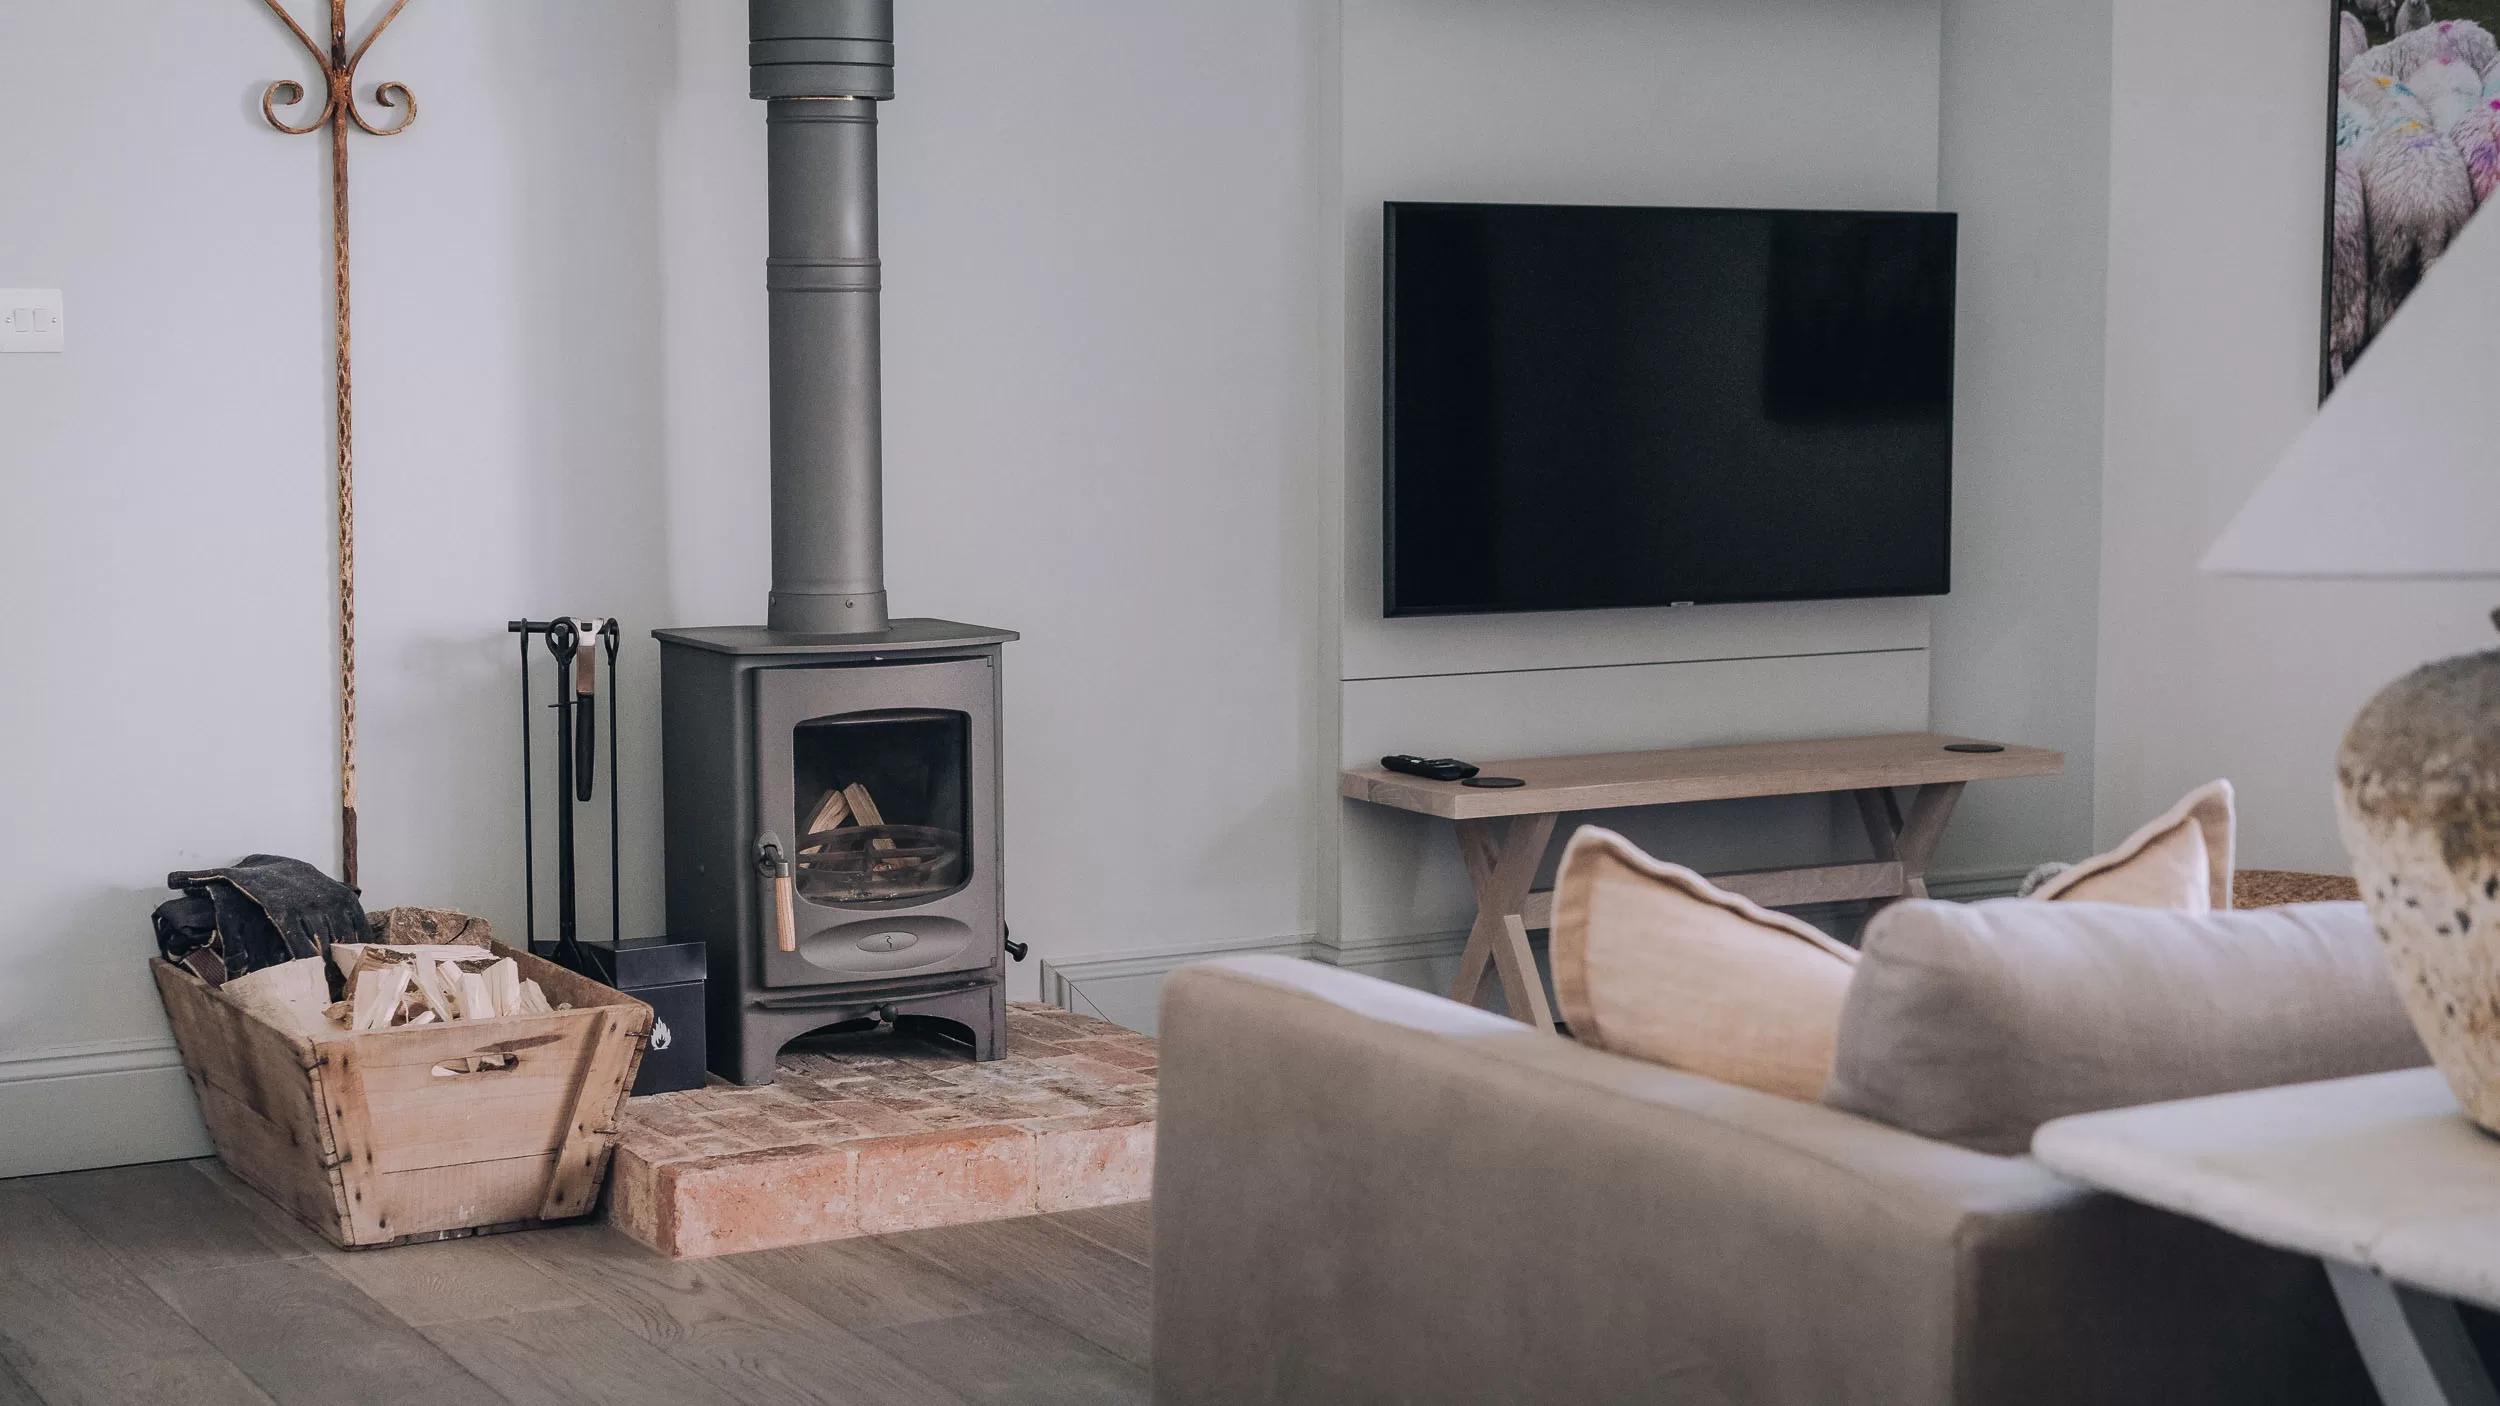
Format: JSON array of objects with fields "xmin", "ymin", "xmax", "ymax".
[{"xmin": 533, "ymin": 936, "xmax": 709, "ymax": 1096}]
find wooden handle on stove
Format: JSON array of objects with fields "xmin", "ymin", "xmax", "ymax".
[{"xmin": 773, "ymin": 870, "xmax": 797, "ymax": 953}]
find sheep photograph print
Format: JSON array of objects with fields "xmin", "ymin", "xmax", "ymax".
[{"xmin": 2328, "ymin": 0, "xmax": 2500, "ymax": 393}]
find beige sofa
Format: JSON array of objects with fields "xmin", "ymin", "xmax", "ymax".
[{"xmin": 1150, "ymin": 955, "xmax": 2376, "ymax": 1405}]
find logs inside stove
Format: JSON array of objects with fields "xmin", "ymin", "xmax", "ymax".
[{"xmin": 656, "ymin": 0, "xmax": 1016, "ymax": 1084}]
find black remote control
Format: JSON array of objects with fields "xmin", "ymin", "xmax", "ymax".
[{"xmin": 1382, "ymin": 754, "xmax": 1479, "ymax": 782}]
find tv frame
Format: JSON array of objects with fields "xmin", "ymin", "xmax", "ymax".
[{"xmin": 1381, "ymin": 199, "xmax": 1957, "ymax": 620}]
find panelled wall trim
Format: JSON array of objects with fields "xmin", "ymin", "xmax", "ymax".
[
  {"xmin": 1040, "ymin": 931, "xmax": 1325, "ymax": 997},
  {"xmin": 1037, "ymin": 862, "xmax": 2036, "ymax": 989},
  {"xmin": 1040, "ymin": 932, "xmax": 1322, "ymax": 1035},
  {"xmin": 0, "ymin": 1037, "xmax": 210, "ymax": 1179},
  {"xmin": 1343, "ymin": 645, "xmax": 1931, "ymax": 684},
  {"xmin": 0, "ymin": 868, "xmax": 2046, "ymax": 1176},
  {"xmin": 1039, "ymin": 863, "xmax": 2039, "ymax": 1034}
]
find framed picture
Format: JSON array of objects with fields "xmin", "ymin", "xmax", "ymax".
[{"xmin": 2325, "ymin": 3, "xmax": 2500, "ymax": 397}]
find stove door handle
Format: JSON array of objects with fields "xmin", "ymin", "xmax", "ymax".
[{"xmin": 757, "ymin": 834, "xmax": 797, "ymax": 954}]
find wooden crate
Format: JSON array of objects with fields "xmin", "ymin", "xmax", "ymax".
[{"xmin": 152, "ymin": 941, "xmax": 653, "ymax": 1249}]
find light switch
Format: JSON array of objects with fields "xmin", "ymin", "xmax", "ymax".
[{"xmin": 1, "ymin": 290, "xmax": 65, "ymax": 352}]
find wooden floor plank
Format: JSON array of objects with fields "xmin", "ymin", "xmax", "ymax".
[
  {"xmin": 504, "ymin": 1223, "xmax": 969, "ymax": 1406},
  {"xmin": 6, "ymin": 1162, "xmax": 1159, "ymax": 1406},
  {"xmin": 870, "ymin": 1306, "xmax": 1147, "ymax": 1406},
  {"xmin": 878, "ymin": 1215, "xmax": 1153, "ymax": 1366},
  {"xmin": 184, "ymin": 1160, "xmax": 339, "ymax": 1258},
  {"xmin": 730, "ymin": 1235, "xmax": 996, "ymax": 1334},
  {"xmin": 421, "ymin": 1306, "xmax": 725, "ymax": 1405},
  {"xmin": 322, "ymin": 1236, "xmax": 587, "ymax": 1327},
  {"xmin": 1039, "ymin": 1200, "xmax": 1151, "ymax": 1267},
  {"xmin": 149, "ymin": 1258, "xmax": 504, "ymax": 1406},
  {"xmin": 0, "ymin": 1353, "xmax": 41, "ymax": 1406},
  {"xmin": 33, "ymin": 1161, "xmax": 314, "ymax": 1288},
  {"xmin": 0, "ymin": 1187, "xmax": 273, "ymax": 1406}
]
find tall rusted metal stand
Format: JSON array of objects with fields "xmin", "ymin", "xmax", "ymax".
[{"xmin": 257, "ymin": 0, "xmax": 418, "ymax": 889}]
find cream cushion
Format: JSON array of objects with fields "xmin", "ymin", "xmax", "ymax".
[
  {"xmin": 2030, "ymin": 779, "xmax": 2236, "ymax": 911},
  {"xmin": 1551, "ymin": 826, "xmax": 1859, "ymax": 1101}
]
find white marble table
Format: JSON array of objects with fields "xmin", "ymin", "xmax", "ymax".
[{"xmin": 2034, "ymin": 1067, "xmax": 2500, "ymax": 1406}]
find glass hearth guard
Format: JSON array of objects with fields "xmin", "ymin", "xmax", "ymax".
[{"xmin": 791, "ymin": 708, "xmax": 971, "ymax": 904}]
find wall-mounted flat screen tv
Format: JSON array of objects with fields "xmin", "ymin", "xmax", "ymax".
[{"xmin": 1385, "ymin": 201, "xmax": 1956, "ymax": 617}]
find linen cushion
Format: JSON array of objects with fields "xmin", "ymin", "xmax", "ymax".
[
  {"xmin": 1823, "ymin": 898, "xmax": 2426, "ymax": 1154},
  {"xmin": 1551, "ymin": 826, "xmax": 1859, "ymax": 1101},
  {"xmin": 2030, "ymin": 779, "xmax": 2235, "ymax": 911}
]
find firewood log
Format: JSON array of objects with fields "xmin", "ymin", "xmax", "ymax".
[
  {"xmin": 485, "ymin": 959, "xmax": 523, "ymax": 1018},
  {"xmin": 843, "ymin": 783, "xmax": 899, "ymax": 851},
  {"xmin": 407, "ymin": 956, "xmax": 455, "ymax": 1023},
  {"xmin": 351, "ymin": 966, "xmax": 412, "ymax": 1033},
  {"xmin": 803, "ymin": 789, "xmax": 851, "ymax": 844},
  {"xmin": 456, "ymin": 971, "xmax": 496, "ymax": 1024}
]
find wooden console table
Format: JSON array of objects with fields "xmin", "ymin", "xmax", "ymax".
[{"xmin": 1338, "ymin": 732, "xmax": 2063, "ymax": 1027}]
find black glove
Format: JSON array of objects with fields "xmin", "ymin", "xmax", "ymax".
[{"xmin": 161, "ymin": 854, "xmax": 370, "ymax": 982}]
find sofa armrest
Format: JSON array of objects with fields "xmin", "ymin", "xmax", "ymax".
[{"xmin": 1151, "ymin": 957, "xmax": 2366, "ymax": 1406}]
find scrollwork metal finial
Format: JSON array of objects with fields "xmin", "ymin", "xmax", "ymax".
[
  {"xmin": 260, "ymin": 0, "xmax": 418, "ymax": 138},
  {"xmin": 255, "ymin": 0, "xmax": 419, "ymax": 891}
]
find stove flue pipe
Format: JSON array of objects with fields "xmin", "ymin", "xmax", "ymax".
[{"xmin": 753, "ymin": 0, "xmax": 892, "ymax": 635}]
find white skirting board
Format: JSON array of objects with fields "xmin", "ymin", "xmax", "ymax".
[
  {"xmin": 1040, "ymin": 864, "xmax": 2033, "ymax": 1037},
  {"xmin": 0, "ymin": 1038, "xmax": 211, "ymax": 1179},
  {"xmin": 3, "ymin": 869, "xmax": 2031, "ymax": 1178},
  {"xmin": 1040, "ymin": 933, "xmax": 1325, "ymax": 1036}
]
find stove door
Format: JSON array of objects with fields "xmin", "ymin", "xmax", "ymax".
[{"xmin": 752, "ymin": 656, "xmax": 1001, "ymax": 989}]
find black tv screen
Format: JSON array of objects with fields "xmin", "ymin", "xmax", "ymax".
[{"xmin": 1385, "ymin": 202, "xmax": 1956, "ymax": 616}]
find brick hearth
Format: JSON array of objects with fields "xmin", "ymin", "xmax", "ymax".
[{"xmin": 606, "ymin": 1004, "xmax": 1156, "ymax": 1258}]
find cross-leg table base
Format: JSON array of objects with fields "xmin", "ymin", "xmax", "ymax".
[
  {"xmin": 1449, "ymin": 813, "xmax": 1558, "ymax": 1027},
  {"xmin": 1443, "ymin": 782, "xmax": 1969, "ymax": 1026}
]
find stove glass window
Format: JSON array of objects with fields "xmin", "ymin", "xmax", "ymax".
[{"xmin": 790, "ymin": 708, "xmax": 970, "ymax": 904}]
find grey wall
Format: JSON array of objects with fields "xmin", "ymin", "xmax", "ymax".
[
  {"xmin": 1054, "ymin": 0, "xmax": 2108, "ymax": 1029},
  {"xmin": 1326, "ymin": 0, "xmax": 1952, "ymax": 995},
  {"xmin": 879, "ymin": 2, "xmax": 1329, "ymax": 991},
  {"xmin": 0, "ymin": 0, "xmax": 2124, "ymax": 1166},
  {"xmin": 0, "ymin": 0, "xmax": 1327, "ymax": 1174},
  {"xmin": 1926, "ymin": 0, "xmax": 2112, "ymax": 877},
  {"xmin": 2094, "ymin": 0, "xmax": 2494, "ymax": 867},
  {"xmin": 0, "ymin": 1, "xmax": 691, "ymax": 1174}
]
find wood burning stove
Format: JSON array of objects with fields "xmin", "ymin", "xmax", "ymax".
[
  {"xmin": 655, "ymin": 2, "xmax": 1017, "ymax": 1083},
  {"xmin": 657, "ymin": 624, "xmax": 1013, "ymax": 1084}
]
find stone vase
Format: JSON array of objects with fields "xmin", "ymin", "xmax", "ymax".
[{"xmin": 2336, "ymin": 642, "xmax": 2500, "ymax": 1132}]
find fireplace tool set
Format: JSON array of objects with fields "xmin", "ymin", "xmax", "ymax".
[{"xmin": 508, "ymin": 617, "xmax": 706, "ymax": 1094}]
